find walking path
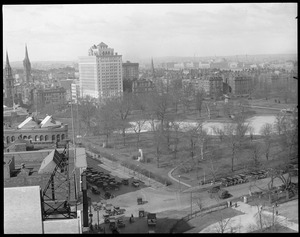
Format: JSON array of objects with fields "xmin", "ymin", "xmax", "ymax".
[
  {"xmin": 167, "ymin": 167, "xmax": 192, "ymax": 188},
  {"xmin": 199, "ymin": 201, "xmax": 299, "ymax": 233}
]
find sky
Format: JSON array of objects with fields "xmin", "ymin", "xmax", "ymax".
[{"xmin": 2, "ymin": 3, "xmax": 298, "ymax": 62}]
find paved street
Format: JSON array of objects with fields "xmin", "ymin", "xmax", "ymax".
[{"xmin": 82, "ymin": 150, "xmax": 298, "ymax": 233}]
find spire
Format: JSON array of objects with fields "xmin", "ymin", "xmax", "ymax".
[
  {"xmin": 5, "ymin": 51, "xmax": 12, "ymax": 77},
  {"xmin": 23, "ymin": 44, "xmax": 31, "ymax": 83},
  {"xmin": 151, "ymin": 58, "xmax": 155, "ymax": 76},
  {"xmin": 6, "ymin": 50, "xmax": 10, "ymax": 67}
]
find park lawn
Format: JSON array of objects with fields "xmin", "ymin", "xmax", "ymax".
[
  {"xmin": 82, "ymin": 120, "xmax": 292, "ymax": 188},
  {"xmin": 57, "ymin": 97, "xmax": 295, "ymax": 188}
]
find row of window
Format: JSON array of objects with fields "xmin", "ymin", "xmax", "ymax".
[{"xmin": 5, "ymin": 133, "xmax": 66, "ymax": 144}]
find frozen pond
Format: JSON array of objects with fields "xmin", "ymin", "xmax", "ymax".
[{"xmin": 126, "ymin": 115, "xmax": 278, "ymax": 136}]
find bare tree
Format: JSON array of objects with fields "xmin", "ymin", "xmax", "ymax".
[
  {"xmin": 205, "ymin": 149, "xmax": 221, "ymax": 182},
  {"xmin": 96, "ymin": 98, "xmax": 118, "ymax": 146},
  {"xmin": 223, "ymin": 123, "xmax": 239, "ymax": 172},
  {"xmin": 260, "ymin": 123, "xmax": 274, "ymax": 160},
  {"xmin": 170, "ymin": 120, "xmax": 182, "ymax": 160},
  {"xmin": 214, "ymin": 215, "xmax": 233, "ymax": 233},
  {"xmin": 111, "ymin": 93, "xmax": 133, "ymax": 146},
  {"xmin": 274, "ymin": 112, "xmax": 298, "ymax": 158},
  {"xmin": 131, "ymin": 114, "xmax": 147, "ymax": 149},
  {"xmin": 249, "ymin": 142, "xmax": 262, "ymax": 170},
  {"xmin": 78, "ymin": 96, "xmax": 97, "ymax": 135},
  {"xmin": 152, "ymin": 123, "xmax": 166, "ymax": 168}
]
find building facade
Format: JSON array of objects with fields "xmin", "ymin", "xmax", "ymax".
[
  {"xmin": 79, "ymin": 42, "xmax": 123, "ymax": 101},
  {"xmin": 3, "ymin": 115, "xmax": 68, "ymax": 149},
  {"xmin": 228, "ymin": 75, "xmax": 251, "ymax": 96},
  {"xmin": 122, "ymin": 61, "xmax": 139, "ymax": 80},
  {"xmin": 132, "ymin": 79, "xmax": 155, "ymax": 94},
  {"xmin": 33, "ymin": 87, "xmax": 66, "ymax": 111}
]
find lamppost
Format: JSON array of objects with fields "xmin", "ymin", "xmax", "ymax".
[
  {"xmin": 178, "ymin": 175, "xmax": 181, "ymax": 192},
  {"xmin": 93, "ymin": 202, "xmax": 101, "ymax": 232}
]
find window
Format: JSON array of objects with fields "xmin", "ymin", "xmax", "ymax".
[
  {"xmin": 57, "ymin": 134, "xmax": 60, "ymax": 142},
  {"xmin": 61, "ymin": 134, "xmax": 65, "ymax": 140},
  {"xmin": 11, "ymin": 136, "xmax": 15, "ymax": 142},
  {"xmin": 6, "ymin": 136, "xmax": 10, "ymax": 144},
  {"xmin": 52, "ymin": 135, "xmax": 55, "ymax": 141},
  {"xmin": 45, "ymin": 135, "xmax": 48, "ymax": 141},
  {"xmin": 35, "ymin": 135, "xmax": 39, "ymax": 141}
]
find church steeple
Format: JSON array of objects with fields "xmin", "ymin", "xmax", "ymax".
[
  {"xmin": 23, "ymin": 44, "xmax": 32, "ymax": 83},
  {"xmin": 4, "ymin": 51, "xmax": 15, "ymax": 106},
  {"xmin": 5, "ymin": 51, "xmax": 12, "ymax": 79},
  {"xmin": 151, "ymin": 58, "xmax": 155, "ymax": 78}
]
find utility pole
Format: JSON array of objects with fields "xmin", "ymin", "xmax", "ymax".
[{"xmin": 190, "ymin": 191, "xmax": 193, "ymax": 215}]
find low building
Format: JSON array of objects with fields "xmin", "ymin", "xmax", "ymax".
[
  {"xmin": 33, "ymin": 86, "xmax": 66, "ymax": 112},
  {"xmin": 228, "ymin": 74, "xmax": 251, "ymax": 96},
  {"xmin": 3, "ymin": 115, "xmax": 68, "ymax": 150},
  {"xmin": 4, "ymin": 147, "xmax": 87, "ymax": 234},
  {"xmin": 132, "ymin": 79, "xmax": 155, "ymax": 94},
  {"xmin": 198, "ymin": 76, "xmax": 223, "ymax": 98},
  {"xmin": 122, "ymin": 61, "xmax": 139, "ymax": 81}
]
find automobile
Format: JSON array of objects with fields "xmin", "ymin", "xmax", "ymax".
[
  {"xmin": 236, "ymin": 174, "xmax": 246, "ymax": 183},
  {"xmin": 225, "ymin": 177, "xmax": 234, "ymax": 186},
  {"xmin": 117, "ymin": 219, "xmax": 125, "ymax": 228},
  {"xmin": 104, "ymin": 191, "xmax": 113, "ymax": 199},
  {"xmin": 250, "ymin": 172, "xmax": 260, "ymax": 179},
  {"xmin": 97, "ymin": 171, "xmax": 104, "ymax": 175},
  {"xmin": 109, "ymin": 217, "xmax": 117, "ymax": 230},
  {"xmin": 207, "ymin": 185, "xmax": 221, "ymax": 194},
  {"xmin": 231, "ymin": 176, "xmax": 240, "ymax": 185},
  {"xmin": 116, "ymin": 180, "xmax": 122, "ymax": 186},
  {"xmin": 132, "ymin": 180, "xmax": 140, "ymax": 187},
  {"xmin": 218, "ymin": 189, "xmax": 230, "ymax": 199},
  {"xmin": 220, "ymin": 178, "xmax": 229, "ymax": 187},
  {"xmin": 103, "ymin": 214, "xmax": 110, "ymax": 223},
  {"xmin": 96, "ymin": 181, "xmax": 104, "ymax": 187},
  {"xmin": 122, "ymin": 179, "xmax": 129, "ymax": 185},
  {"xmin": 147, "ymin": 213, "xmax": 157, "ymax": 226},
  {"xmin": 91, "ymin": 186, "xmax": 101, "ymax": 195}
]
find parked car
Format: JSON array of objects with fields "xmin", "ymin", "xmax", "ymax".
[
  {"xmin": 103, "ymin": 214, "xmax": 110, "ymax": 223},
  {"xmin": 117, "ymin": 219, "xmax": 125, "ymax": 228},
  {"xmin": 91, "ymin": 186, "xmax": 100, "ymax": 195},
  {"xmin": 218, "ymin": 189, "xmax": 230, "ymax": 199},
  {"xmin": 132, "ymin": 180, "xmax": 140, "ymax": 187},
  {"xmin": 122, "ymin": 179, "xmax": 129, "ymax": 185},
  {"xmin": 104, "ymin": 191, "xmax": 113, "ymax": 199},
  {"xmin": 208, "ymin": 185, "xmax": 221, "ymax": 193}
]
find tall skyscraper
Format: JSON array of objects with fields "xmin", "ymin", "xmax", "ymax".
[
  {"xmin": 23, "ymin": 44, "xmax": 32, "ymax": 83},
  {"xmin": 4, "ymin": 51, "xmax": 15, "ymax": 107},
  {"xmin": 78, "ymin": 42, "xmax": 123, "ymax": 101}
]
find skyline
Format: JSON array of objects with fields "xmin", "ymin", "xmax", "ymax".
[{"xmin": 3, "ymin": 3, "xmax": 298, "ymax": 62}]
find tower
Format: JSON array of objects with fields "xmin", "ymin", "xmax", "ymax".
[
  {"xmin": 23, "ymin": 44, "xmax": 32, "ymax": 83},
  {"xmin": 79, "ymin": 42, "xmax": 123, "ymax": 101},
  {"xmin": 151, "ymin": 58, "xmax": 155, "ymax": 77},
  {"xmin": 4, "ymin": 51, "xmax": 15, "ymax": 107}
]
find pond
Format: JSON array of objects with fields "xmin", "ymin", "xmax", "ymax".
[{"xmin": 126, "ymin": 115, "xmax": 278, "ymax": 136}]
